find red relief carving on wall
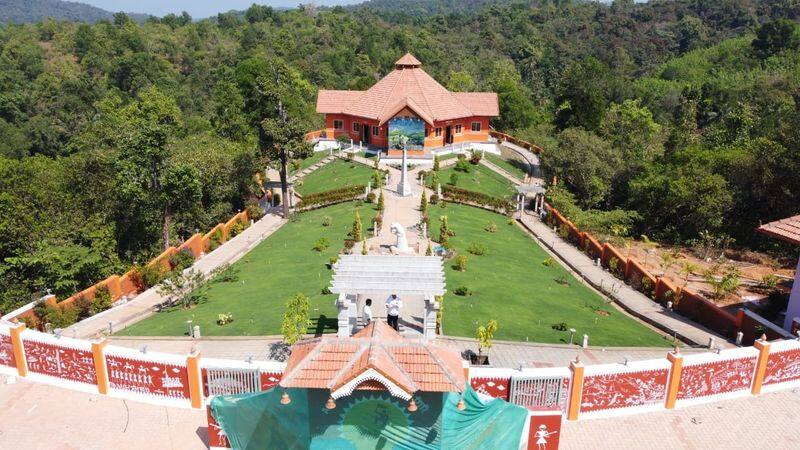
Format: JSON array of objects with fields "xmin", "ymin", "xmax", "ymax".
[
  {"xmin": 764, "ymin": 349, "xmax": 800, "ymax": 386},
  {"xmin": 0, "ymin": 333, "xmax": 15, "ymax": 368},
  {"xmin": 23, "ymin": 340, "xmax": 96, "ymax": 385},
  {"xmin": 260, "ymin": 371, "xmax": 281, "ymax": 391},
  {"xmin": 207, "ymin": 406, "xmax": 230, "ymax": 448},
  {"xmin": 106, "ymin": 355, "xmax": 189, "ymax": 399},
  {"xmin": 677, "ymin": 357, "xmax": 756, "ymax": 400},
  {"xmin": 580, "ymin": 369, "xmax": 668, "ymax": 413},
  {"xmin": 470, "ymin": 377, "xmax": 510, "ymax": 400}
]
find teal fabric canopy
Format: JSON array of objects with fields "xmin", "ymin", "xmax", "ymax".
[{"xmin": 210, "ymin": 386, "xmax": 527, "ymax": 450}]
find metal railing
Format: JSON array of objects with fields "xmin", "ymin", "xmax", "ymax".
[
  {"xmin": 205, "ymin": 367, "xmax": 261, "ymax": 396},
  {"xmin": 509, "ymin": 375, "xmax": 568, "ymax": 411}
]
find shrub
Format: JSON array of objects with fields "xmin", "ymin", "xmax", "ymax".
[
  {"xmin": 454, "ymin": 286, "xmax": 472, "ymax": 296},
  {"xmin": 297, "ymin": 184, "xmax": 365, "ymax": 209},
  {"xmin": 372, "ymin": 170, "xmax": 383, "ymax": 188},
  {"xmin": 291, "ymin": 159, "xmax": 301, "ymax": 172},
  {"xmin": 217, "ymin": 313, "xmax": 234, "ymax": 326},
  {"xmin": 759, "ymin": 274, "xmax": 779, "ymax": 290},
  {"xmin": 245, "ymin": 202, "xmax": 264, "ymax": 221},
  {"xmin": 373, "ymin": 214, "xmax": 383, "ymax": 230},
  {"xmin": 377, "ymin": 190, "xmax": 385, "ymax": 212},
  {"xmin": 704, "ymin": 267, "xmax": 741, "ymax": 299},
  {"xmin": 350, "ymin": 211, "xmax": 363, "ymax": 242},
  {"xmin": 361, "ymin": 237, "xmax": 368, "ymax": 255},
  {"xmin": 467, "ymin": 242, "xmax": 486, "ymax": 256},
  {"xmin": 228, "ymin": 221, "xmax": 247, "ymax": 238},
  {"xmin": 321, "ymin": 286, "xmax": 332, "ymax": 295},
  {"xmin": 426, "ymin": 242, "xmax": 433, "ymax": 256},
  {"xmin": 454, "ymin": 155, "xmax": 471, "ymax": 172},
  {"xmin": 554, "ymin": 275, "xmax": 570, "ymax": 286},
  {"xmin": 542, "ymin": 257, "xmax": 555, "ymax": 267},
  {"xmin": 454, "ymin": 254, "xmax": 468, "ymax": 271},
  {"xmin": 322, "ymin": 216, "xmax": 332, "ymax": 227},
  {"xmin": 210, "ymin": 263, "xmax": 239, "ymax": 283},
  {"xmin": 91, "ymin": 285, "xmax": 113, "ymax": 315},
  {"xmin": 366, "ymin": 192, "xmax": 376, "ymax": 203},
  {"xmin": 158, "ymin": 270, "xmax": 208, "ymax": 309},
  {"xmin": 329, "ymin": 256, "xmax": 339, "ymax": 266},
  {"xmin": 420, "ymin": 191, "xmax": 428, "ymax": 213},
  {"xmin": 551, "ymin": 322, "xmax": 568, "ymax": 331},
  {"xmin": 442, "ymin": 185, "xmax": 514, "ymax": 215},
  {"xmin": 282, "ymin": 293, "xmax": 311, "ymax": 345},
  {"xmin": 209, "ymin": 228, "xmax": 225, "ymax": 251},
  {"xmin": 313, "ymin": 237, "xmax": 330, "ymax": 252},
  {"xmin": 273, "ymin": 192, "xmax": 282, "ymax": 205},
  {"xmin": 608, "ymin": 257, "xmax": 622, "ymax": 278},
  {"xmin": 469, "ymin": 152, "xmax": 482, "ymax": 165},
  {"xmin": 170, "ymin": 249, "xmax": 196, "ymax": 272},
  {"xmin": 433, "ymin": 155, "xmax": 440, "ymax": 171},
  {"xmin": 45, "ymin": 304, "xmax": 78, "ymax": 329},
  {"xmin": 73, "ymin": 294, "xmax": 93, "ymax": 320},
  {"xmin": 139, "ymin": 264, "xmax": 168, "ymax": 289},
  {"xmin": 485, "ymin": 221, "xmax": 498, "ymax": 233},
  {"xmin": 449, "ymin": 172, "xmax": 459, "ymax": 185}
]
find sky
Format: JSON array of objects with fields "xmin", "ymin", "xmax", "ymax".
[{"xmin": 79, "ymin": 1, "xmax": 360, "ymax": 19}]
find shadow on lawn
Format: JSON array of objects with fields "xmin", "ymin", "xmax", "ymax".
[{"xmin": 311, "ymin": 314, "xmax": 338, "ymax": 336}]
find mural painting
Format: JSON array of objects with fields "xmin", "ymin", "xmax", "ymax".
[
  {"xmin": 106, "ymin": 355, "xmax": 190, "ymax": 399},
  {"xmin": 260, "ymin": 371, "xmax": 281, "ymax": 391},
  {"xmin": 24, "ymin": 340, "xmax": 96, "ymax": 385},
  {"xmin": 764, "ymin": 349, "xmax": 800, "ymax": 386},
  {"xmin": 471, "ymin": 377, "xmax": 510, "ymax": 401},
  {"xmin": 580, "ymin": 369, "xmax": 668, "ymax": 412},
  {"xmin": 388, "ymin": 117, "xmax": 425, "ymax": 150},
  {"xmin": 0, "ymin": 333, "xmax": 15, "ymax": 368},
  {"xmin": 529, "ymin": 413, "xmax": 562, "ymax": 450},
  {"xmin": 677, "ymin": 358, "xmax": 755, "ymax": 400}
]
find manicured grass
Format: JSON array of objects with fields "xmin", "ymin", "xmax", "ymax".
[
  {"xmin": 296, "ymin": 159, "xmax": 374, "ymax": 196},
  {"xmin": 430, "ymin": 203, "xmax": 669, "ymax": 347},
  {"xmin": 117, "ymin": 202, "xmax": 375, "ymax": 337},
  {"xmin": 485, "ymin": 152, "xmax": 529, "ymax": 181},
  {"xmin": 292, "ymin": 152, "xmax": 329, "ymax": 174},
  {"xmin": 428, "ymin": 163, "xmax": 517, "ymax": 198}
]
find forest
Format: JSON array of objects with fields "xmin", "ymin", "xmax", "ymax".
[{"xmin": 0, "ymin": 0, "xmax": 799, "ymax": 314}]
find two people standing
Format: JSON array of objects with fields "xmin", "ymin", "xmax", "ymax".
[{"xmin": 361, "ymin": 294, "xmax": 403, "ymax": 331}]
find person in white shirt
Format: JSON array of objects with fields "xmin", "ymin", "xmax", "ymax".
[
  {"xmin": 363, "ymin": 298, "xmax": 373, "ymax": 326},
  {"xmin": 386, "ymin": 294, "xmax": 402, "ymax": 331}
]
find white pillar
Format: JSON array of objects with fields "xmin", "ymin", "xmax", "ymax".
[
  {"xmin": 784, "ymin": 254, "xmax": 800, "ymax": 331},
  {"xmin": 397, "ymin": 147, "xmax": 411, "ymax": 197},
  {"xmin": 423, "ymin": 295, "xmax": 440, "ymax": 339},
  {"xmin": 336, "ymin": 294, "xmax": 357, "ymax": 338}
]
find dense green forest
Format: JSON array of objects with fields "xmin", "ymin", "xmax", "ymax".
[{"xmin": 1, "ymin": 0, "xmax": 799, "ymax": 314}]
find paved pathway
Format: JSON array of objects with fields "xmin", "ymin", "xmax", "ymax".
[
  {"xmin": 516, "ymin": 212, "xmax": 730, "ymax": 348},
  {"xmin": 480, "ymin": 157, "xmax": 523, "ymax": 186},
  {"xmin": 562, "ymin": 389, "xmax": 800, "ymax": 449},
  {"xmin": 66, "ymin": 213, "xmax": 287, "ymax": 339}
]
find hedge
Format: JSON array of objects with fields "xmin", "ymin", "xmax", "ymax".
[
  {"xmin": 297, "ymin": 184, "xmax": 365, "ymax": 209},
  {"xmin": 441, "ymin": 185, "xmax": 514, "ymax": 215}
]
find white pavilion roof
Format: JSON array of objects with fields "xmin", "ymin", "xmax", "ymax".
[{"xmin": 330, "ymin": 255, "xmax": 446, "ymax": 296}]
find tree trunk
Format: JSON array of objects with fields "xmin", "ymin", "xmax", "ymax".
[
  {"xmin": 279, "ymin": 147, "xmax": 290, "ymax": 218},
  {"xmin": 163, "ymin": 204, "xmax": 172, "ymax": 250}
]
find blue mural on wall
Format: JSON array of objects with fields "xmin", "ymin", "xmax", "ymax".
[{"xmin": 388, "ymin": 117, "xmax": 425, "ymax": 150}]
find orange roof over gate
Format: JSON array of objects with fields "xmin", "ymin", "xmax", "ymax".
[
  {"xmin": 279, "ymin": 321, "xmax": 466, "ymax": 397},
  {"xmin": 316, "ymin": 53, "xmax": 499, "ymax": 124},
  {"xmin": 758, "ymin": 215, "xmax": 800, "ymax": 245}
]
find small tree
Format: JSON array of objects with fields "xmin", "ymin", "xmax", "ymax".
[
  {"xmin": 431, "ymin": 171, "xmax": 439, "ymax": 189},
  {"xmin": 455, "ymin": 254, "xmax": 468, "ymax": 271},
  {"xmin": 476, "ymin": 319, "xmax": 498, "ymax": 359},
  {"xmin": 377, "ymin": 190, "xmax": 385, "ymax": 212},
  {"xmin": 420, "ymin": 190, "xmax": 428, "ymax": 213},
  {"xmin": 281, "ymin": 293, "xmax": 311, "ymax": 345},
  {"xmin": 157, "ymin": 269, "xmax": 208, "ymax": 309},
  {"xmin": 361, "ymin": 236, "xmax": 368, "ymax": 255},
  {"xmin": 678, "ymin": 260, "xmax": 700, "ymax": 283},
  {"xmin": 426, "ymin": 241, "xmax": 433, "ymax": 256},
  {"xmin": 372, "ymin": 170, "xmax": 383, "ymax": 188},
  {"xmin": 351, "ymin": 211, "xmax": 363, "ymax": 242},
  {"xmin": 433, "ymin": 155, "xmax": 440, "ymax": 171},
  {"xmin": 439, "ymin": 216, "xmax": 450, "ymax": 248}
]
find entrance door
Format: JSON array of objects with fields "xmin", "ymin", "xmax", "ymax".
[
  {"xmin": 362, "ymin": 124, "xmax": 370, "ymax": 144},
  {"xmin": 445, "ymin": 126, "xmax": 453, "ymax": 145}
]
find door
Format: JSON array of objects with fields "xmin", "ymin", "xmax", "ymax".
[
  {"xmin": 362, "ymin": 124, "xmax": 370, "ymax": 144},
  {"xmin": 445, "ymin": 126, "xmax": 453, "ymax": 145}
]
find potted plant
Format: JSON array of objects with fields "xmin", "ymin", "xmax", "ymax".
[{"xmin": 471, "ymin": 319, "xmax": 498, "ymax": 365}]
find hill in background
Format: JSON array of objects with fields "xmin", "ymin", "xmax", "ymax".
[{"xmin": 0, "ymin": 0, "xmax": 148, "ymax": 23}]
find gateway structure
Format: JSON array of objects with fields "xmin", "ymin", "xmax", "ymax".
[{"xmin": 315, "ymin": 53, "xmax": 499, "ymax": 157}]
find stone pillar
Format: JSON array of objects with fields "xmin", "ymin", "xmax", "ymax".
[
  {"xmin": 423, "ymin": 295, "xmax": 440, "ymax": 339},
  {"xmin": 92, "ymin": 337, "xmax": 109, "ymax": 395},
  {"xmin": 397, "ymin": 147, "xmax": 411, "ymax": 197},
  {"xmin": 187, "ymin": 350, "xmax": 203, "ymax": 409},
  {"xmin": 566, "ymin": 357, "xmax": 584, "ymax": 421},
  {"xmin": 751, "ymin": 336, "xmax": 771, "ymax": 395},
  {"xmin": 9, "ymin": 321, "xmax": 28, "ymax": 377},
  {"xmin": 783, "ymin": 254, "xmax": 800, "ymax": 331},
  {"xmin": 665, "ymin": 348, "xmax": 683, "ymax": 409},
  {"xmin": 336, "ymin": 294, "xmax": 357, "ymax": 338}
]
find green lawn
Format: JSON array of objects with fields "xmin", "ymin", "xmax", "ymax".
[
  {"xmin": 428, "ymin": 163, "xmax": 517, "ymax": 198},
  {"xmin": 296, "ymin": 159, "xmax": 374, "ymax": 196},
  {"xmin": 485, "ymin": 152, "xmax": 529, "ymax": 181},
  {"xmin": 117, "ymin": 202, "xmax": 376, "ymax": 337},
  {"xmin": 430, "ymin": 203, "xmax": 669, "ymax": 347},
  {"xmin": 291, "ymin": 151, "xmax": 329, "ymax": 174}
]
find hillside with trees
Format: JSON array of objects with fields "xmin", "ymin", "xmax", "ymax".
[
  {"xmin": 0, "ymin": 0, "xmax": 149, "ymax": 24},
  {"xmin": 0, "ymin": 0, "xmax": 798, "ymax": 314}
]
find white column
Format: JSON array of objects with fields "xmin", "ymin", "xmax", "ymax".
[
  {"xmin": 336, "ymin": 293, "xmax": 357, "ymax": 338},
  {"xmin": 783, "ymin": 254, "xmax": 800, "ymax": 331},
  {"xmin": 423, "ymin": 295, "xmax": 440, "ymax": 339},
  {"xmin": 397, "ymin": 147, "xmax": 411, "ymax": 197}
]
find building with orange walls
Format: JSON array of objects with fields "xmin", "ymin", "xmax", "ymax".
[{"xmin": 315, "ymin": 53, "xmax": 498, "ymax": 155}]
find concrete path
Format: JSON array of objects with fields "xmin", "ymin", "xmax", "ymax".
[
  {"xmin": 480, "ymin": 157, "xmax": 523, "ymax": 186},
  {"xmin": 562, "ymin": 389, "xmax": 800, "ymax": 449},
  {"xmin": 516, "ymin": 212, "xmax": 730, "ymax": 348},
  {"xmin": 287, "ymin": 154, "xmax": 335, "ymax": 183},
  {"xmin": 66, "ymin": 213, "xmax": 287, "ymax": 339}
]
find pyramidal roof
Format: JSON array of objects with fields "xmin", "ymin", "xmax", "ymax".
[
  {"xmin": 316, "ymin": 53, "xmax": 498, "ymax": 124},
  {"xmin": 279, "ymin": 321, "xmax": 466, "ymax": 399}
]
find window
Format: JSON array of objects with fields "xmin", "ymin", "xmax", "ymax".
[
  {"xmin": 471, "ymin": 122, "xmax": 481, "ymax": 132},
  {"xmin": 373, "ymin": 126, "xmax": 380, "ymax": 136},
  {"xmin": 353, "ymin": 122, "xmax": 361, "ymax": 132},
  {"xmin": 424, "ymin": 127, "xmax": 429, "ymax": 138},
  {"xmin": 455, "ymin": 124, "xmax": 462, "ymax": 134},
  {"xmin": 333, "ymin": 120, "xmax": 343, "ymax": 130},
  {"xmin": 435, "ymin": 127, "xmax": 442, "ymax": 137}
]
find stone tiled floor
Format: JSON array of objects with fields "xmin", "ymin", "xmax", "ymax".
[{"xmin": 562, "ymin": 389, "xmax": 800, "ymax": 449}]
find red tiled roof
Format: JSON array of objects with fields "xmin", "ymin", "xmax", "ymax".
[
  {"xmin": 758, "ymin": 214, "xmax": 800, "ymax": 245},
  {"xmin": 279, "ymin": 321, "xmax": 466, "ymax": 395},
  {"xmin": 315, "ymin": 53, "xmax": 498, "ymax": 123}
]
